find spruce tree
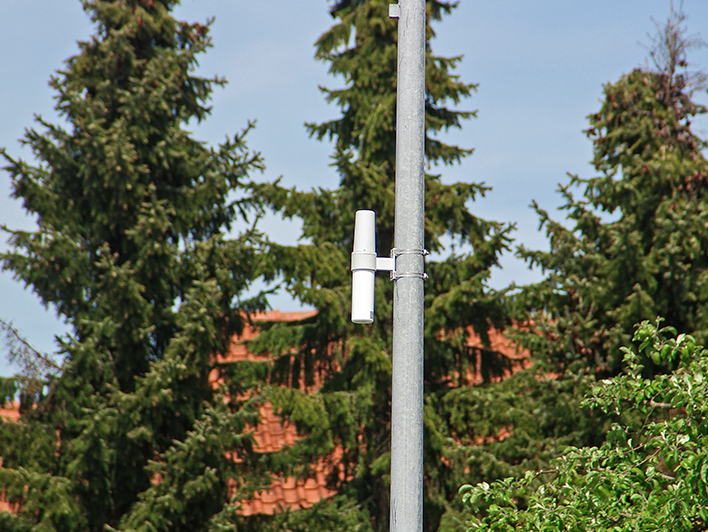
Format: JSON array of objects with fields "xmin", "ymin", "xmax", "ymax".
[
  {"xmin": 247, "ymin": 1, "xmax": 513, "ymax": 531},
  {"xmin": 0, "ymin": 1, "xmax": 274, "ymax": 531},
  {"xmin": 441, "ymin": 8, "xmax": 708, "ymax": 523},
  {"xmin": 514, "ymin": 6, "xmax": 708, "ymax": 376}
]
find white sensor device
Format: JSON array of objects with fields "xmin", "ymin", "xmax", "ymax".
[
  {"xmin": 351, "ymin": 210, "xmax": 395, "ymax": 323},
  {"xmin": 351, "ymin": 210, "xmax": 377, "ymax": 323}
]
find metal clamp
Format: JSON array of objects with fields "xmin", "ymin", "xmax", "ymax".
[
  {"xmin": 389, "ymin": 248, "xmax": 429, "ymax": 281},
  {"xmin": 391, "ymin": 248, "xmax": 430, "ymax": 257},
  {"xmin": 359, "ymin": 247, "xmax": 429, "ymax": 281}
]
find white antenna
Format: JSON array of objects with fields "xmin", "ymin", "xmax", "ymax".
[{"xmin": 351, "ymin": 210, "xmax": 394, "ymax": 323}]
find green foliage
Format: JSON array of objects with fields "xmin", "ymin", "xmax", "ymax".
[
  {"xmin": 442, "ymin": 365, "xmax": 603, "ymax": 481},
  {"xmin": 450, "ymin": 10, "xmax": 708, "ymax": 530},
  {"xmin": 249, "ymin": 1, "xmax": 513, "ymax": 530},
  {"xmin": 460, "ymin": 319, "xmax": 708, "ymax": 531},
  {"xmin": 513, "ymin": 11, "xmax": 708, "ymax": 376},
  {"xmin": 0, "ymin": 377, "xmax": 17, "ymax": 408},
  {"xmin": 236, "ymin": 495, "xmax": 375, "ymax": 532},
  {"xmin": 0, "ymin": 1, "xmax": 275, "ymax": 530}
]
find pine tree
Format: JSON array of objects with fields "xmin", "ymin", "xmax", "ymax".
[
  {"xmin": 0, "ymin": 1, "xmax": 274, "ymax": 530},
  {"xmin": 247, "ymin": 1, "xmax": 513, "ymax": 531}
]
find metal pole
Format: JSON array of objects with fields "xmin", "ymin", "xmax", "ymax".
[{"xmin": 390, "ymin": 0, "xmax": 426, "ymax": 531}]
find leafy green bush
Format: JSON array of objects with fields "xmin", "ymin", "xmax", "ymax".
[{"xmin": 460, "ymin": 319, "xmax": 708, "ymax": 531}]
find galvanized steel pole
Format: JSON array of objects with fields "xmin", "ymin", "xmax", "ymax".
[{"xmin": 389, "ymin": 1, "xmax": 426, "ymax": 531}]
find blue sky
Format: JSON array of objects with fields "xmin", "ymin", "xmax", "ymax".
[{"xmin": 1, "ymin": 0, "xmax": 707, "ymax": 376}]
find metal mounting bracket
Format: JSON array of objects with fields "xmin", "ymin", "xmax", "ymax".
[{"xmin": 388, "ymin": 248, "xmax": 429, "ymax": 281}]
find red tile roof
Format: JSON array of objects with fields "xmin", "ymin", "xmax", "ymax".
[
  {"xmin": 0, "ymin": 402, "xmax": 19, "ymax": 423},
  {"xmin": 221, "ymin": 310, "xmax": 336, "ymax": 515},
  {"xmin": 0, "ymin": 311, "xmax": 529, "ymax": 517},
  {"xmin": 466, "ymin": 325, "xmax": 531, "ymax": 384},
  {"xmin": 0, "ymin": 402, "xmax": 19, "ymax": 513}
]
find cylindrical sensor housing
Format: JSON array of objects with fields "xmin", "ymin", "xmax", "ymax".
[{"xmin": 351, "ymin": 210, "xmax": 377, "ymax": 323}]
